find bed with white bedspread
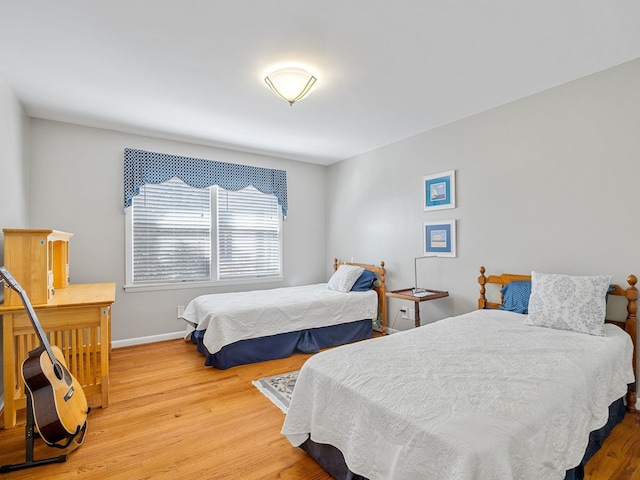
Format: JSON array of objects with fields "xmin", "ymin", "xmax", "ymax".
[
  {"xmin": 182, "ymin": 284, "xmax": 377, "ymax": 355},
  {"xmin": 281, "ymin": 267, "xmax": 638, "ymax": 480},
  {"xmin": 181, "ymin": 259, "xmax": 387, "ymax": 369}
]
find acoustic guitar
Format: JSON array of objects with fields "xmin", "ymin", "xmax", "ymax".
[{"xmin": 0, "ymin": 266, "xmax": 89, "ymax": 447}]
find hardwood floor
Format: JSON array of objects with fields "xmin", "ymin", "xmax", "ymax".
[{"xmin": 0, "ymin": 339, "xmax": 638, "ymax": 479}]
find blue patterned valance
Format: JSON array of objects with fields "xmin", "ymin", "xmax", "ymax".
[{"xmin": 124, "ymin": 148, "xmax": 288, "ymax": 217}]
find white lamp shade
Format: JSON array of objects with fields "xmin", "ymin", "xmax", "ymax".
[{"xmin": 265, "ymin": 68, "xmax": 317, "ymax": 105}]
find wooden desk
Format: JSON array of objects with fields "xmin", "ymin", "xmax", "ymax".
[
  {"xmin": 0, "ymin": 283, "xmax": 115, "ymax": 429},
  {"xmin": 386, "ymin": 288, "xmax": 449, "ymax": 327}
]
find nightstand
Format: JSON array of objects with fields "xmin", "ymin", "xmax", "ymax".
[{"xmin": 386, "ymin": 288, "xmax": 449, "ymax": 327}]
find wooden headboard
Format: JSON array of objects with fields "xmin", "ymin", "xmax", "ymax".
[
  {"xmin": 478, "ymin": 266, "xmax": 638, "ymax": 413},
  {"xmin": 334, "ymin": 258, "xmax": 387, "ymax": 335}
]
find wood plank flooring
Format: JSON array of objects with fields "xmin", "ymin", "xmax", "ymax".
[{"xmin": 0, "ymin": 338, "xmax": 638, "ymax": 479}]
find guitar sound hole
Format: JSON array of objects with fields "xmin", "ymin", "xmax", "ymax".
[{"xmin": 53, "ymin": 363, "xmax": 65, "ymax": 382}]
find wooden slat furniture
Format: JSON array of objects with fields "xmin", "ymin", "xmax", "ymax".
[{"xmin": 0, "ymin": 282, "xmax": 116, "ymax": 429}]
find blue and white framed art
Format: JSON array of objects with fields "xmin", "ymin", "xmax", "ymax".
[
  {"xmin": 423, "ymin": 220, "xmax": 456, "ymax": 257},
  {"xmin": 423, "ymin": 170, "xmax": 455, "ymax": 211}
]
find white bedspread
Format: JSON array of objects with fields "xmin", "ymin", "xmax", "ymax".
[
  {"xmin": 180, "ymin": 283, "xmax": 377, "ymax": 354},
  {"xmin": 282, "ymin": 309, "xmax": 634, "ymax": 480}
]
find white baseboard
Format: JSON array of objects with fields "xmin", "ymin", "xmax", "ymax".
[{"xmin": 112, "ymin": 331, "xmax": 185, "ymax": 349}]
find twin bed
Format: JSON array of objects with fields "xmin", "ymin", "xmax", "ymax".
[
  {"xmin": 281, "ymin": 267, "xmax": 638, "ymax": 480},
  {"xmin": 181, "ymin": 258, "xmax": 387, "ymax": 369}
]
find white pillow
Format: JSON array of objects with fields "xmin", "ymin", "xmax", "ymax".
[
  {"xmin": 525, "ymin": 271, "xmax": 612, "ymax": 336},
  {"xmin": 328, "ymin": 265, "xmax": 365, "ymax": 293}
]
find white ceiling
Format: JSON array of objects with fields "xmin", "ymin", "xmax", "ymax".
[{"xmin": 1, "ymin": 1, "xmax": 639, "ymax": 165}]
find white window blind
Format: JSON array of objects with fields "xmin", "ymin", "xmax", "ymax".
[
  {"xmin": 217, "ymin": 185, "xmax": 281, "ymax": 279},
  {"xmin": 132, "ymin": 177, "xmax": 211, "ymax": 283},
  {"xmin": 128, "ymin": 179, "xmax": 282, "ymax": 287}
]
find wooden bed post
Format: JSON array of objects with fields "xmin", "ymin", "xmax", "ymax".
[
  {"xmin": 625, "ymin": 274, "xmax": 637, "ymax": 413},
  {"xmin": 379, "ymin": 261, "xmax": 387, "ymax": 335},
  {"xmin": 478, "ymin": 266, "xmax": 487, "ymax": 309}
]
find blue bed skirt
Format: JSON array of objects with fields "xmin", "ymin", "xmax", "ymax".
[
  {"xmin": 189, "ymin": 319, "xmax": 372, "ymax": 369},
  {"xmin": 299, "ymin": 397, "xmax": 627, "ymax": 480}
]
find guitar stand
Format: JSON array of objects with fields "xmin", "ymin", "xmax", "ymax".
[{"xmin": 0, "ymin": 389, "xmax": 67, "ymax": 474}]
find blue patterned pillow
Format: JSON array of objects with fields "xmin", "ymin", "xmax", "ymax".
[{"xmin": 499, "ymin": 280, "xmax": 532, "ymax": 314}]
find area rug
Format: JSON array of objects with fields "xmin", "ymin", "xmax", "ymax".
[{"xmin": 252, "ymin": 370, "xmax": 299, "ymax": 414}]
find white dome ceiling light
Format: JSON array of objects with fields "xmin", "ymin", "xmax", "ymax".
[{"xmin": 264, "ymin": 67, "xmax": 317, "ymax": 106}]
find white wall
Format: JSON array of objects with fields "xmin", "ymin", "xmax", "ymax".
[
  {"xmin": 0, "ymin": 68, "xmax": 30, "ymax": 405},
  {"xmin": 327, "ymin": 58, "xmax": 640, "ymax": 335},
  {"xmin": 27, "ymin": 120, "xmax": 328, "ymax": 343},
  {"xmin": 0, "ymin": 71, "xmax": 30, "ymax": 258}
]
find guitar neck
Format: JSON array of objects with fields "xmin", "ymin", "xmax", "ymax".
[{"xmin": 1, "ymin": 267, "xmax": 57, "ymax": 364}]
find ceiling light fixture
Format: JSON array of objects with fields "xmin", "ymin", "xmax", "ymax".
[{"xmin": 264, "ymin": 68, "xmax": 317, "ymax": 106}]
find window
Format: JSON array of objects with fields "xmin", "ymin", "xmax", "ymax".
[
  {"xmin": 217, "ymin": 185, "xmax": 282, "ymax": 280},
  {"xmin": 126, "ymin": 177, "xmax": 282, "ymax": 289},
  {"xmin": 130, "ymin": 177, "xmax": 211, "ymax": 284}
]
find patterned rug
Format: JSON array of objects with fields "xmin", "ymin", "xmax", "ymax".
[{"xmin": 252, "ymin": 370, "xmax": 299, "ymax": 414}]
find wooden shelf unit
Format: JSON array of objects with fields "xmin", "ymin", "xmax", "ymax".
[{"xmin": 2, "ymin": 229, "xmax": 73, "ymax": 306}]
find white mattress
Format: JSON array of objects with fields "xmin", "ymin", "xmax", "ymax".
[
  {"xmin": 282, "ymin": 309, "xmax": 634, "ymax": 480},
  {"xmin": 180, "ymin": 283, "xmax": 377, "ymax": 354}
]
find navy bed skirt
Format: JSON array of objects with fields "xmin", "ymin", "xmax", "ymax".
[
  {"xmin": 189, "ymin": 319, "xmax": 373, "ymax": 369},
  {"xmin": 299, "ymin": 397, "xmax": 627, "ymax": 480}
]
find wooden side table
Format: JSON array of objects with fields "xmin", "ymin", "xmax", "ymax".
[{"xmin": 386, "ymin": 288, "xmax": 449, "ymax": 327}]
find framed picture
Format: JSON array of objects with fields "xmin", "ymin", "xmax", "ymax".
[
  {"xmin": 423, "ymin": 170, "xmax": 455, "ymax": 211},
  {"xmin": 423, "ymin": 220, "xmax": 456, "ymax": 257}
]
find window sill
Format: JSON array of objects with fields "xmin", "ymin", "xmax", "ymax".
[{"xmin": 123, "ymin": 276, "xmax": 284, "ymax": 293}]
